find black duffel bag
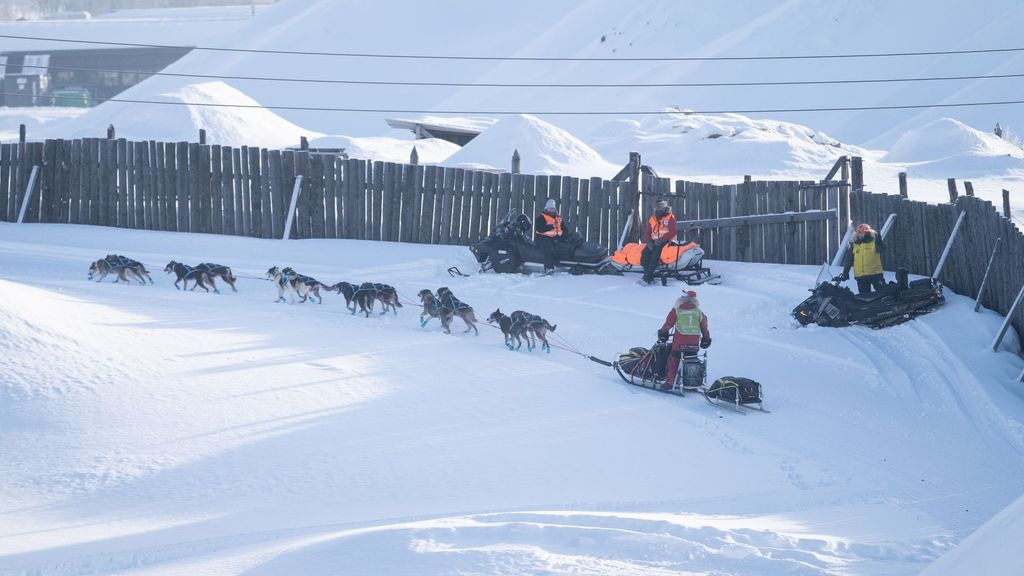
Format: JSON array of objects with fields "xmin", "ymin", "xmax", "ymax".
[{"xmin": 705, "ymin": 376, "xmax": 762, "ymax": 405}]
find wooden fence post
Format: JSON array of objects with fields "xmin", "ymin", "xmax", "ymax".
[
  {"xmin": 199, "ymin": 129, "xmax": 207, "ymax": 145},
  {"xmin": 410, "ymin": 146, "xmax": 418, "ymax": 165},
  {"xmin": 19, "ymin": 124, "xmax": 26, "ymax": 145},
  {"xmin": 850, "ymin": 156, "xmax": 863, "ymax": 192},
  {"xmin": 964, "ymin": 181, "xmax": 975, "ymax": 197},
  {"xmin": 947, "ymin": 178, "xmax": 958, "ymax": 203},
  {"xmin": 1004, "ymin": 189, "xmax": 1011, "ymax": 218},
  {"xmin": 107, "ymin": 125, "xmax": 115, "ymax": 140},
  {"xmin": 300, "ymin": 136, "xmax": 309, "ymax": 151},
  {"xmin": 511, "ymin": 149, "xmax": 521, "ymax": 174},
  {"xmin": 898, "ymin": 172, "xmax": 908, "ymax": 198}
]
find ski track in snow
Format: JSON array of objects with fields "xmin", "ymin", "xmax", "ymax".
[{"xmin": 1, "ymin": 223, "xmax": 1023, "ymax": 575}]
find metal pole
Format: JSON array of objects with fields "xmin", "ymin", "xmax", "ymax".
[
  {"xmin": 879, "ymin": 212, "xmax": 897, "ymax": 240},
  {"xmin": 974, "ymin": 237, "xmax": 1002, "ymax": 312},
  {"xmin": 830, "ymin": 223, "xmax": 855, "ymax": 268},
  {"xmin": 992, "ymin": 284, "xmax": 1024, "ymax": 352},
  {"xmin": 617, "ymin": 210, "xmax": 634, "ymax": 250},
  {"xmin": 281, "ymin": 175, "xmax": 304, "ymax": 240},
  {"xmin": 932, "ymin": 209, "xmax": 966, "ymax": 280},
  {"xmin": 16, "ymin": 165, "xmax": 39, "ymax": 224}
]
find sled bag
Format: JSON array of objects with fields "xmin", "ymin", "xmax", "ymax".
[
  {"xmin": 617, "ymin": 344, "xmax": 669, "ymax": 381},
  {"xmin": 706, "ymin": 376, "xmax": 762, "ymax": 404}
]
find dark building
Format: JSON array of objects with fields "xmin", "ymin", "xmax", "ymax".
[{"xmin": 0, "ymin": 46, "xmax": 191, "ymax": 107}]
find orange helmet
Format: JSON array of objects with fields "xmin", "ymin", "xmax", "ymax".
[{"xmin": 856, "ymin": 223, "xmax": 872, "ymax": 234}]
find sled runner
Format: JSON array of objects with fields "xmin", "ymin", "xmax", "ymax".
[
  {"xmin": 470, "ymin": 213, "xmax": 619, "ymax": 276},
  {"xmin": 610, "ymin": 241, "xmax": 721, "ymax": 285},
  {"xmin": 792, "ymin": 268, "xmax": 944, "ymax": 329}
]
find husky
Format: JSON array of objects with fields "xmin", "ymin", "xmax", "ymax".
[
  {"xmin": 193, "ymin": 262, "xmax": 238, "ymax": 292},
  {"xmin": 266, "ymin": 266, "xmax": 296, "ymax": 303},
  {"xmin": 88, "ymin": 255, "xmax": 153, "ymax": 285},
  {"xmin": 510, "ymin": 310, "xmax": 558, "ymax": 352},
  {"xmin": 418, "ymin": 289, "xmax": 453, "ymax": 333},
  {"xmin": 164, "ymin": 261, "xmax": 215, "ymax": 292},
  {"xmin": 436, "ymin": 286, "xmax": 478, "ymax": 335},
  {"xmin": 487, "ymin": 308, "xmax": 532, "ymax": 351},
  {"xmin": 330, "ymin": 281, "xmax": 360, "ymax": 313},
  {"xmin": 279, "ymin": 267, "xmax": 332, "ymax": 304},
  {"xmin": 353, "ymin": 282, "xmax": 402, "ymax": 317}
]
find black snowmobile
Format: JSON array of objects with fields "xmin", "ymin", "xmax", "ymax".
[
  {"xmin": 469, "ymin": 213, "xmax": 617, "ymax": 275},
  {"xmin": 792, "ymin": 268, "xmax": 945, "ymax": 329}
]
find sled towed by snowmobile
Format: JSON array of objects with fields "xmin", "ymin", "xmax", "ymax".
[
  {"xmin": 610, "ymin": 241, "xmax": 721, "ymax": 285},
  {"xmin": 792, "ymin": 269, "xmax": 944, "ymax": 329},
  {"xmin": 470, "ymin": 213, "xmax": 617, "ymax": 275}
]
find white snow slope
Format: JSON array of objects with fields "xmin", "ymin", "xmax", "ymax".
[{"xmin": 1, "ymin": 222, "xmax": 1023, "ymax": 575}]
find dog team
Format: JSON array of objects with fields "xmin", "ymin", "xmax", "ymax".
[{"xmin": 87, "ymin": 255, "xmax": 556, "ymax": 351}]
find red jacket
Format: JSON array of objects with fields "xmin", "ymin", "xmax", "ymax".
[{"xmin": 660, "ymin": 301, "xmax": 710, "ymax": 340}]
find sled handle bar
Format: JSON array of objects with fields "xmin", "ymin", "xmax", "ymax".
[{"xmin": 587, "ymin": 355, "xmax": 614, "ymax": 367}]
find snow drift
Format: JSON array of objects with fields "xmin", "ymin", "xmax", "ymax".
[
  {"xmin": 443, "ymin": 114, "xmax": 620, "ymax": 177},
  {"xmin": 882, "ymin": 118, "xmax": 1024, "ymax": 178}
]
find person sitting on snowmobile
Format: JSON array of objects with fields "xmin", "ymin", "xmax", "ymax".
[
  {"xmin": 657, "ymin": 289, "xmax": 711, "ymax": 390},
  {"xmin": 838, "ymin": 223, "xmax": 886, "ymax": 294},
  {"xmin": 640, "ymin": 200, "xmax": 677, "ymax": 285},
  {"xmin": 535, "ymin": 198, "xmax": 564, "ymax": 274}
]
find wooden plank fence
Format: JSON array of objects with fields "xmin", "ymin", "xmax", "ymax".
[{"xmin": 1, "ymin": 137, "xmax": 1021, "ymax": 349}]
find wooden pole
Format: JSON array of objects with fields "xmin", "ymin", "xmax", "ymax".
[
  {"xmin": 963, "ymin": 181, "xmax": 975, "ymax": 196},
  {"xmin": 974, "ymin": 237, "xmax": 1002, "ymax": 312},
  {"xmin": 107, "ymin": 124, "xmax": 115, "ymax": 140},
  {"xmin": 947, "ymin": 178, "xmax": 958, "ymax": 203},
  {"xmin": 932, "ymin": 208, "xmax": 966, "ymax": 280},
  {"xmin": 1004, "ymin": 189, "xmax": 1012, "ymax": 218},
  {"xmin": 992, "ymin": 283, "xmax": 1024, "ymax": 352},
  {"xmin": 410, "ymin": 146, "xmax": 419, "ymax": 165},
  {"xmin": 281, "ymin": 175, "xmax": 304, "ymax": 240},
  {"xmin": 850, "ymin": 156, "xmax": 863, "ymax": 191},
  {"xmin": 19, "ymin": 124, "xmax": 26, "ymax": 144},
  {"xmin": 15, "ymin": 165, "xmax": 39, "ymax": 223},
  {"xmin": 199, "ymin": 129, "xmax": 207, "ymax": 145},
  {"xmin": 511, "ymin": 149, "xmax": 521, "ymax": 174},
  {"xmin": 300, "ymin": 136, "xmax": 309, "ymax": 151},
  {"xmin": 898, "ymin": 172, "xmax": 908, "ymax": 198}
]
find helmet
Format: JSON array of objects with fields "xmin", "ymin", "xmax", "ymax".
[
  {"xmin": 683, "ymin": 289, "xmax": 697, "ymax": 298},
  {"xmin": 855, "ymin": 223, "xmax": 871, "ymax": 234},
  {"xmin": 655, "ymin": 200, "xmax": 670, "ymax": 217}
]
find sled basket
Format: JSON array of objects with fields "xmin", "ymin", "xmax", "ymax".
[{"xmin": 703, "ymin": 376, "xmax": 767, "ymax": 412}]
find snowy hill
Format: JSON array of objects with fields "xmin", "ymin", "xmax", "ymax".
[
  {"xmin": 1, "ymin": 222, "xmax": 1023, "ymax": 574},
  {"xmin": 882, "ymin": 117, "xmax": 1024, "ymax": 178}
]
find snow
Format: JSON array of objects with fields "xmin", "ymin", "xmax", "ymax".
[
  {"xmin": 443, "ymin": 114, "xmax": 621, "ymax": 177},
  {"xmin": 882, "ymin": 117, "xmax": 1024, "ymax": 178},
  {"xmin": 40, "ymin": 81, "xmax": 322, "ymax": 148},
  {"xmin": 921, "ymin": 492, "xmax": 1024, "ymax": 576},
  {"xmin": 1, "ymin": 222, "xmax": 1023, "ymax": 574},
  {"xmin": 309, "ymin": 134, "xmax": 460, "ymax": 164}
]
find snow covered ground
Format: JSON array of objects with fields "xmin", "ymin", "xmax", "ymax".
[{"xmin": 2, "ymin": 222, "xmax": 1023, "ymax": 575}]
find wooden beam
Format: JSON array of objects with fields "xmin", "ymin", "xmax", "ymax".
[
  {"xmin": 1004, "ymin": 189, "xmax": 1011, "ymax": 218},
  {"xmin": 823, "ymin": 155, "xmax": 846, "ymax": 182},
  {"xmin": 992, "ymin": 283, "xmax": 1024, "ymax": 352},
  {"xmin": 898, "ymin": 172, "xmax": 908, "ymax": 198},
  {"xmin": 677, "ymin": 209, "xmax": 836, "ymax": 230},
  {"xmin": 975, "ymin": 237, "xmax": 1001, "ymax": 313},
  {"xmin": 947, "ymin": 178, "xmax": 958, "ymax": 203},
  {"xmin": 964, "ymin": 181, "xmax": 975, "ymax": 196}
]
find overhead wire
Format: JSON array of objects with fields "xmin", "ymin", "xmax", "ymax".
[
  {"xmin": 14, "ymin": 62, "xmax": 1024, "ymax": 89},
  {"xmin": 2, "ymin": 33, "xmax": 1024, "ymax": 61},
  {"xmin": 4, "ymin": 92, "xmax": 1023, "ymax": 115}
]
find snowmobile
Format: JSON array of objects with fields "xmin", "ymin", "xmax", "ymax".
[
  {"xmin": 469, "ymin": 213, "xmax": 617, "ymax": 275},
  {"xmin": 610, "ymin": 241, "xmax": 721, "ymax": 285},
  {"xmin": 792, "ymin": 268, "xmax": 945, "ymax": 329}
]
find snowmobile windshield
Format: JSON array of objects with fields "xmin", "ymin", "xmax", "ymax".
[{"xmin": 814, "ymin": 261, "xmax": 833, "ymax": 286}]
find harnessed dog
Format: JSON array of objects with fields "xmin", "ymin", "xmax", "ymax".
[
  {"xmin": 330, "ymin": 281, "xmax": 360, "ymax": 312},
  {"xmin": 436, "ymin": 286, "xmax": 478, "ymax": 335},
  {"xmin": 280, "ymin": 267, "xmax": 330, "ymax": 304},
  {"xmin": 487, "ymin": 308, "xmax": 532, "ymax": 351},
  {"xmin": 510, "ymin": 310, "xmax": 557, "ymax": 352},
  {"xmin": 352, "ymin": 282, "xmax": 402, "ymax": 317},
  {"xmin": 418, "ymin": 289, "xmax": 454, "ymax": 333},
  {"xmin": 88, "ymin": 255, "xmax": 153, "ymax": 285},
  {"xmin": 193, "ymin": 262, "xmax": 238, "ymax": 292},
  {"xmin": 164, "ymin": 261, "xmax": 215, "ymax": 293},
  {"xmin": 266, "ymin": 266, "xmax": 297, "ymax": 303}
]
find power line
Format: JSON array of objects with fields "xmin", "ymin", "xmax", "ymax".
[
  {"xmin": 7, "ymin": 92, "xmax": 1024, "ymax": 115},
  {"xmin": 17, "ymin": 62, "xmax": 1024, "ymax": 89},
  {"xmin": 2, "ymin": 33, "xmax": 1024, "ymax": 62}
]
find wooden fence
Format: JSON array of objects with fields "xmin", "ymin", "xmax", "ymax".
[{"xmin": 0, "ymin": 137, "xmax": 1020, "ymax": 348}]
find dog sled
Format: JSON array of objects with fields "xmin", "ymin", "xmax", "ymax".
[
  {"xmin": 611, "ymin": 338, "xmax": 768, "ymax": 413},
  {"xmin": 470, "ymin": 213, "xmax": 619, "ymax": 276},
  {"xmin": 792, "ymin": 268, "xmax": 944, "ymax": 329},
  {"xmin": 610, "ymin": 241, "xmax": 721, "ymax": 285}
]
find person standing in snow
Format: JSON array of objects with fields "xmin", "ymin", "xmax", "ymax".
[
  {"xmin": 837, "ymin": 223, "xmax": 886, "ymax": 294},
  {"xmin": 657, "ymin": 289, "xmax": 711, "ymax": 391},
  {"xmin": 535, "ymin": 198, "xmax": 564, "ymax": 274},
  {"xmin": 640, "ymin": 200, "xmax": 677, "ymax": 285}
]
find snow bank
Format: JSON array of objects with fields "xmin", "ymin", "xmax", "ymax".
[
  {"xmin": 42, "ymin": 81, "xmax": 322, "ymax": 148},
  {"xmin": 920, "ymin": 492, "xmax": 1024, "ymax": 576},
  {"xmin": 881, "ymin": 118, "xmax": 1024, "ymax": 178},
  {"xmin": 443, "ymin": 114, "xmax": 619, "ymax": 178},
  {"xmin": 308, "ymin": 134, "xmax": 460, "ymax": 164}
]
